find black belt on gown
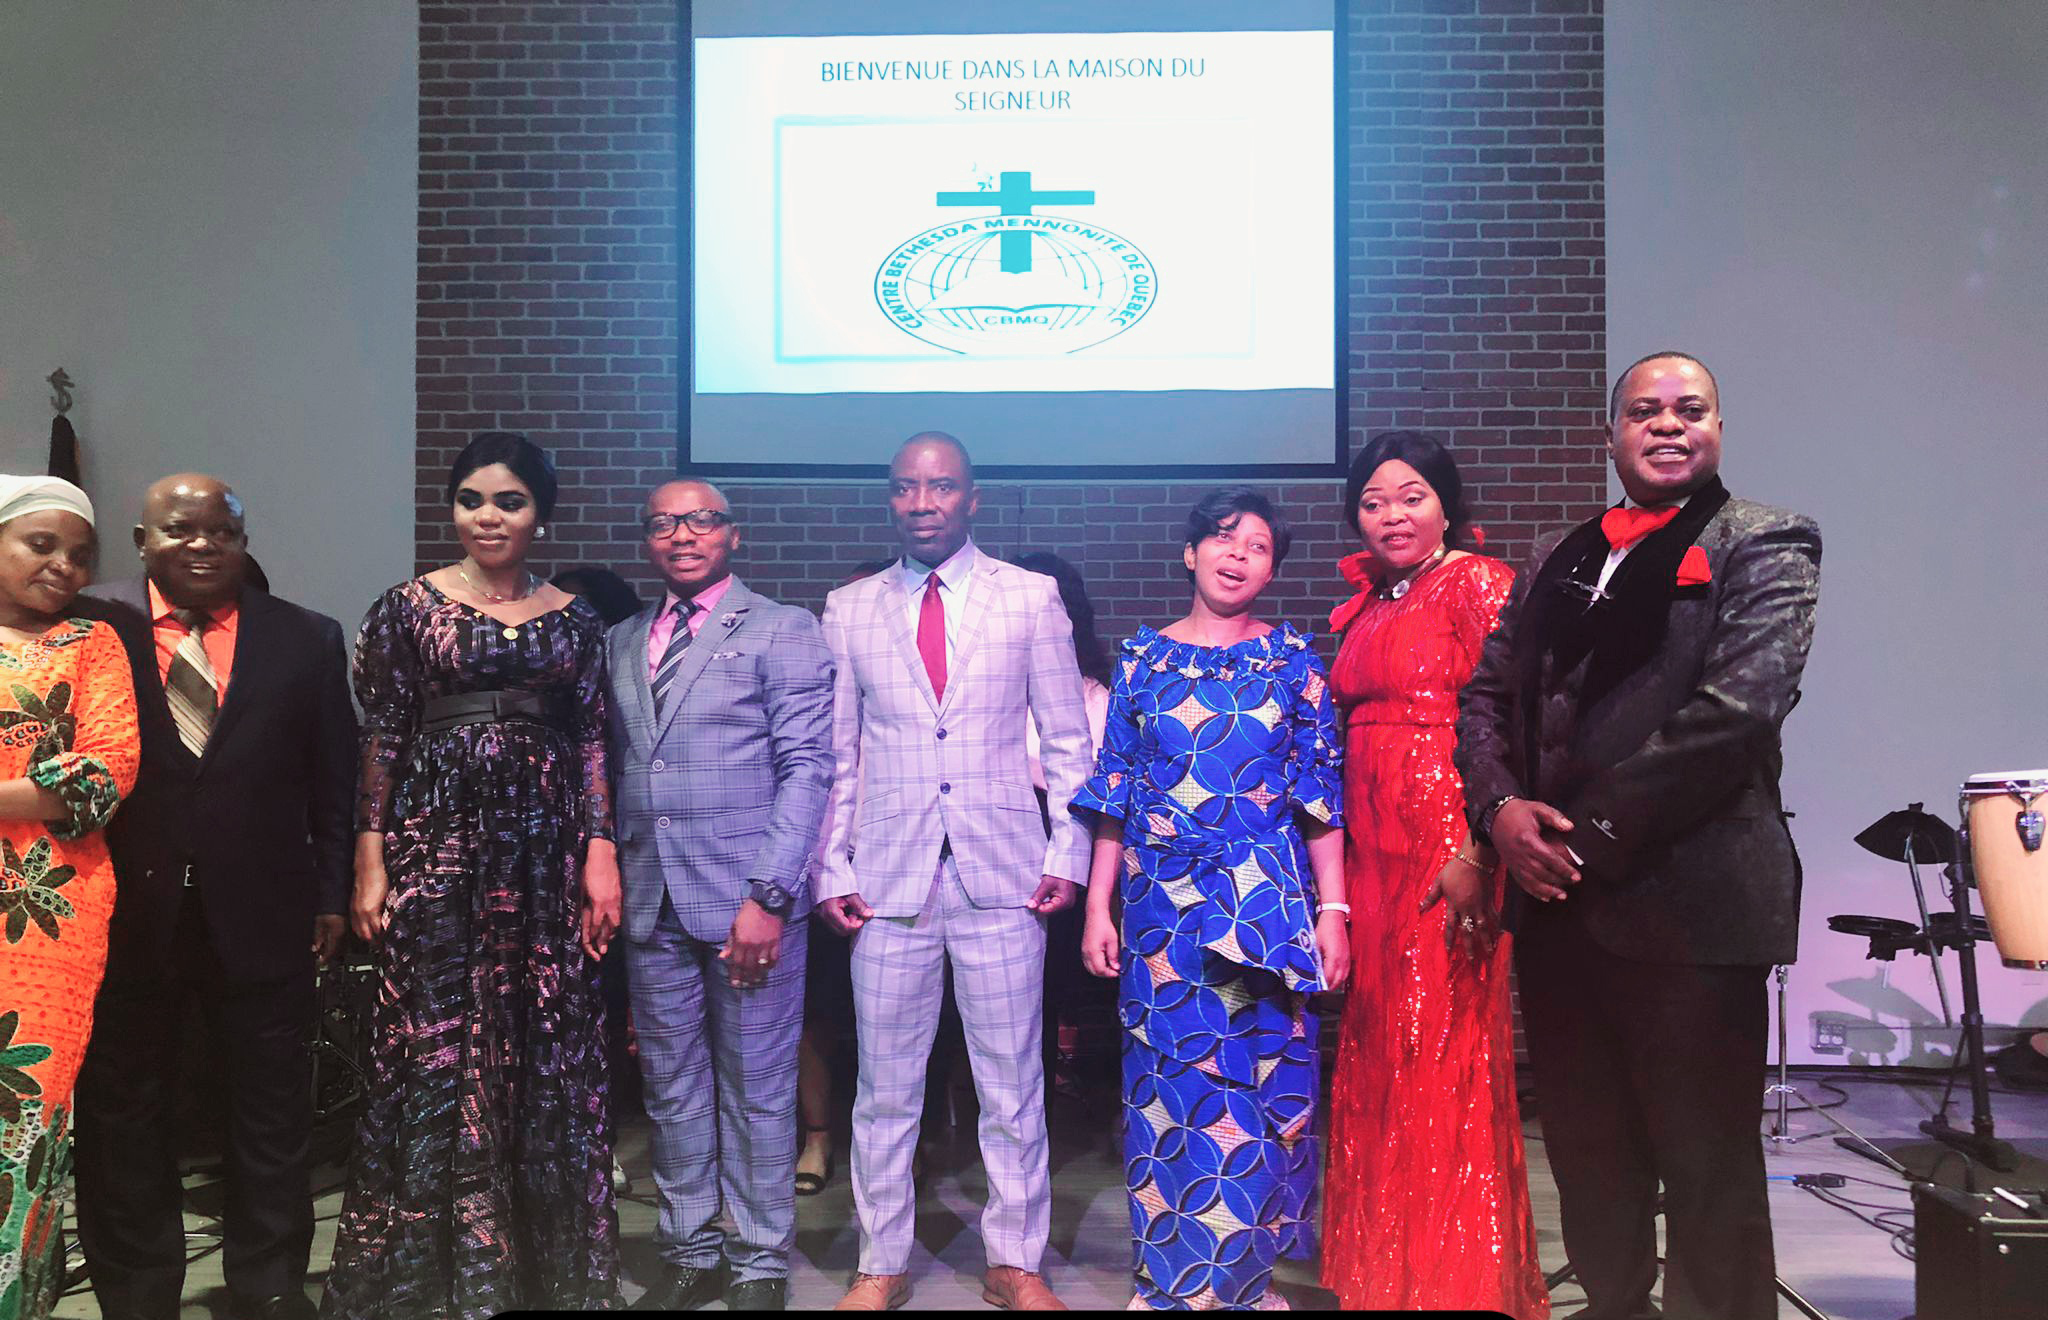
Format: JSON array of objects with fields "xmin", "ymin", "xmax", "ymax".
[{"xmin": 418, "ymin": 689, "xmax": 561, "ymax": 734}]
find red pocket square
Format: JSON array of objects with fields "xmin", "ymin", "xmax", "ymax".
[{"xmin": 1676, "ymin": 545, "xmax": 1712, "ymax": 587}]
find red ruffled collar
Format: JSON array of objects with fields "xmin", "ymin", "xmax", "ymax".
[
  {"xmin": 1329, "ymin": 551, "xmax": 1382, "ymax": 633},
  {"xmin": 1329, "ymin": 529, "xmax": 1487, "ymax": 633}
]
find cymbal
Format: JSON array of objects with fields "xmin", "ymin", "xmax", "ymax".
[
  {"xmin": 1827, "ymin": 912, "xmax": 1928, "ymax": 962},
  {"xmin": 1855, "ymin": 803, "xmax": 1960, "ymax": 863}
]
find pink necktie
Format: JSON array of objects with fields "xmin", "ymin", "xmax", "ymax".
[{"xmin": 917, "ymin": 573, "xmax": 946, "ymax": 702}]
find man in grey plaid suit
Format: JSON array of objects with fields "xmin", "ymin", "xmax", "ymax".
[
  {"xmin": 816, "ymin": 434, "xmax": 1093, "ymax": 1312},
  {"xmin": 605, "ymin": 479, "xmax": 835, "ymax": 1312}
]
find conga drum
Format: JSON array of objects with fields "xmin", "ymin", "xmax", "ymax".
[{"xmin": 1961, "ymin": 770, "xmax": 2048, "ymax": 969}]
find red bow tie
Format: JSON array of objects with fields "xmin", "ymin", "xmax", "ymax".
[{"xmin": 1600, "ymin": 504, "xmax": 1680, "ymax": 550}]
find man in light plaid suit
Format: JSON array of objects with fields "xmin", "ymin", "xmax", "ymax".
[
  {"xmin": 605, "ymin": 479, "xmax": 835, "ymax": 1312},
  {"xmin": 816, "ymin": 434, "xmax": 1093, "ymax": 1312}
]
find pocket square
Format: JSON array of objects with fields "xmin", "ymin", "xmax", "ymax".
[
  {"xmin": 711, "ymin": 649, "xmax": 743, "ymax": 660},
  {"xmin": 1676, "ymin": 545, "xmax": 1712, "ymax": 587}
]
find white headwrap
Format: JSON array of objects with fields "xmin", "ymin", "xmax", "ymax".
[{"xmin": 0, "ymin": 475, "xmax": 94, "ymax": 528}]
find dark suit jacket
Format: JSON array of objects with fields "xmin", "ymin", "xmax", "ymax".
[
  {"xmin": 1454, "ymin": 495, "xmax": 1822, "ymax": 966},
  {"xmin": 79, "ymin": 579, "xmax": 356, "ymax": 983}
]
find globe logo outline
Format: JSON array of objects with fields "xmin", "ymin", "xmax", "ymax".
[{"xmin": 873, "ymin": 170, "xmax": 1157, "ymax": 356}]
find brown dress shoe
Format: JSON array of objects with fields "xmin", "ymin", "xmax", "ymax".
[
  {"xmin": 982, "ymin": 1266, "xmax": 1068, "ymax": 1311},
  {"xmin": 833, "ymin": 1273, "xmax": 912, "ymax": 1311}
]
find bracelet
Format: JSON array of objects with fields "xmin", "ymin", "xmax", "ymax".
[
  {"xmin": 1319, "ymin": 901, "xmax": 1352, "ymax": 916},
  {"xmin": 1449, "ymin": 852, "xmax": 1490, "ymax": 870},
  {"xmin": 1476, "ymin": 794, "xmax": 1518, "ymax": 846}
]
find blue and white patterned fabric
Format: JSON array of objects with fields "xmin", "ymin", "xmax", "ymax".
[{"xmin": 1071, "ymin": 623, "xmax": 1342, "ymax": 1310}]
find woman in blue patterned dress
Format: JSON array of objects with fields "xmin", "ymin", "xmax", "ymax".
[{"xmin": 1074, "ymin": 488, "xmax": 1350, "ymax": 1311}]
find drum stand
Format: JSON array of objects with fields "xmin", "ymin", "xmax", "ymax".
[
  {"xmin": 1911, "ymin": 854, "xmax": 2019, "ymax": 1170},
  {"xmin": 1839, "ymin": 854, "xmax": 2023, "ymax": 1178},
  {"xmin": 1901, "ymin": 835, "xmax": 1952, "ymax": 1025},
  {"xmin": 1764, "ymin": 965, "xmax": 1908, "ymax": 1173},
  {"xmin": 309, "ymin": 958, "xmax": 371, "ymax": 1125}
]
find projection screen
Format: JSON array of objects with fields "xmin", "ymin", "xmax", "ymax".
[{"xmin": 684, "ymin": 1, "xmax": 1343, "ymax": 477}]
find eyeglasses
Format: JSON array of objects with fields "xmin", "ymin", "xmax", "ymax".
[
  {"xmin": 642, "ymin": 510, "xmax": 733, "ymax": 539},
  {"xmin": 1552, "ymin": 576, "xmax": 1611, "ymax": 612}
]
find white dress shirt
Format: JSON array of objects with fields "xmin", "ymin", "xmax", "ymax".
[{"xmin": 895, "ymin": 538, "xmax": 978, "ymax": 665}]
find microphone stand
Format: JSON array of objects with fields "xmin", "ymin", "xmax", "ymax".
[{"xmin": 1765, "ymin": 965, "xmax": 1906, "ymax": 1173}]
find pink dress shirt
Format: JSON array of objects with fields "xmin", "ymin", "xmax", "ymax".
[{"xmin": 644, "ymin": 573, "xmax": 736, "ymax": 683}]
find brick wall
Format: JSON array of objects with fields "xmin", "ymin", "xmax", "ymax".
[{"xmin": 417, "ymin": 1, "xmax": 1606, "ymax": 646}]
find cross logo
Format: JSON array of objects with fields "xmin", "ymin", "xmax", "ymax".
[{"xmin": 934, "ymin": 172, "xmax": 1096, "ymax": 274}]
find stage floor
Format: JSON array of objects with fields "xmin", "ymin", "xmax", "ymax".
[{"xmin": 51, "ymin": 1066, "xmax": 2048, "ymax": 1317}]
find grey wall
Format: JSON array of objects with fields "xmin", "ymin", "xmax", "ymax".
[
  {"xmin": 0, "ymin": 0, "xmax": 417, "ymax": 634},
  {"xmin": 1608, "ymin": 2, "xmax": 2048, "ymax": 1063}
]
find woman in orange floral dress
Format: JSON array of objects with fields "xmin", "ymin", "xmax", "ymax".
[{"xmin": 0, "ymin": 477, "xmax": 140, "ymax": 1320}]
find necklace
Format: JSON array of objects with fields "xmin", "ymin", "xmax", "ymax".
[
  {"xmin": 456, "ymin": 561, "xmax": 536, "ymax": 604},
  {"xmin": 1378, "ymin": 544, "xmax": 1449, "ymax": 600}
]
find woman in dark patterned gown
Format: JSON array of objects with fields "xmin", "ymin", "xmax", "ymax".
[
  {"xmin": 1075, "ymin": 489, "xmax": 1350, "ymax": 1311},
  {"xmin": 1319, "ymin": 433, "xmax": 1546, "ymax": 1317},
  {"xmin": 323, "ymin": 434, "xmax": 623, "ymax": 1319}
]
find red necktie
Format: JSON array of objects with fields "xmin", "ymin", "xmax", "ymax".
[
  {"xmin": 917, "ymin": 573, "xmax": 946, "ymax": 702},
  {"xmin": 1600, "ymin": 504, "xmax": 1680, "ymax": 550}
]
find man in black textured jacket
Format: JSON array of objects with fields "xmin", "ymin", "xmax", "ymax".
[{"xmin": 1456, "ymin": 353, "xmax": 1822, "ymax": 1320}]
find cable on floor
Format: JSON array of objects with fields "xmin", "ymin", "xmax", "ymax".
[{"xmin": 1780, "ymin": 1173, "xmax": 1918, "ymax": 1262}]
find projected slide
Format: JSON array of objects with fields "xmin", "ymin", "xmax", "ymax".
[
  {"xmin": 688, "ymin": 14, "xmax": 1339, "ymax": 474},
  {"xmin": 696, "ymin": 31, "xmax": 1332, "ymax": 395}
]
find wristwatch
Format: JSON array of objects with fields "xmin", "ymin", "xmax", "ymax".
[
  {"xmin": 748, "ymin": 881, "xmax": 795, "ymax": 920},
  {"xmin": 1476, "ymin": 794, "xmax": 1519, "ymax": 847}
]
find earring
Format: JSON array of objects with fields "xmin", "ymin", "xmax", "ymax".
[{"xmin": 536, "ymin": 525, "xmax": 548, "ymax": 539}]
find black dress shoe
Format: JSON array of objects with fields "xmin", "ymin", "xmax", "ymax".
[
  {"xmin": 226, "ymin": 1291, "xmax": 319, "ymax": 1320},
  {"xmin": 631, "ymin": 1261, "xmax": 730, "ymax": 1312},
  {"xmin": 725, "ymin": 1278, "xmax": 787, "ymax": 1311}
]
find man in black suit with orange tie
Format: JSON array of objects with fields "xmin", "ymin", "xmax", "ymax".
[
  {"xmin": 73, "ymin": 475, "xmax": 356, "ymax": 1320},
  {"xmin": 1456, "ymin": 353, "xmax": 1822, "ymax": 1320}
]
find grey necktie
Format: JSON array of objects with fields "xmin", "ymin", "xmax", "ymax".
[{"xmin": 651, "ymin": 598, "xmax": 701, "ymax": 716}]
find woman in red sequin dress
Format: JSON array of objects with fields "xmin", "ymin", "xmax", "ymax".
[{"xmin": 1319, "ymin": 433, "xmax": 1548, "ymax": 1317}]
